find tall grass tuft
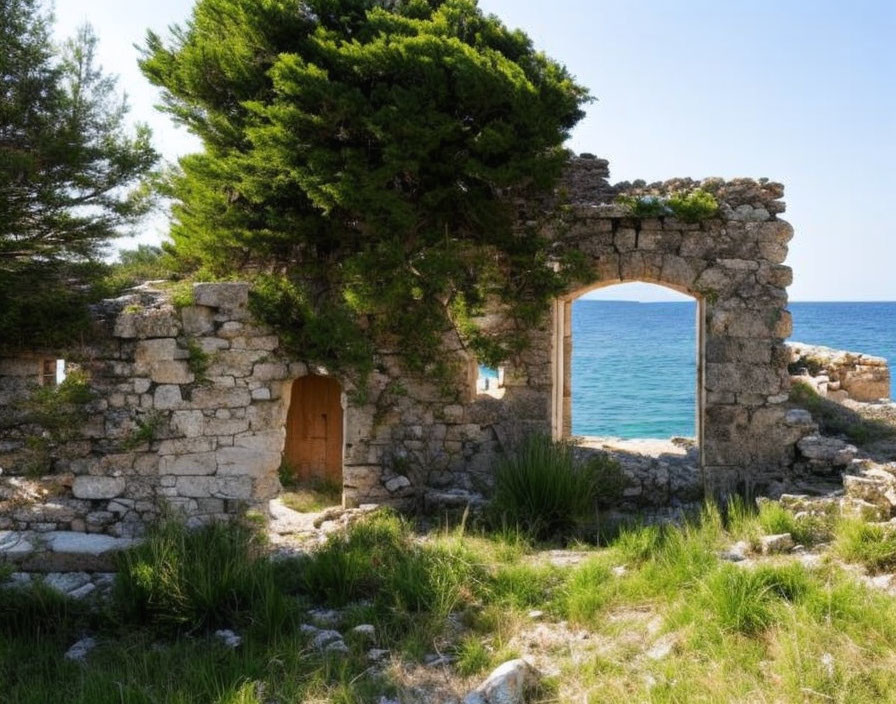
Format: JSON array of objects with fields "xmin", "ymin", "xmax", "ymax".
[
  {"xmin": 114, "ymin": 518, "xmax": 290, "ymax": 634},
  {"xmin": 489, "ymin": 434, "xmax": 619, "ymax": 541},
  {"xmin": 834, "ymin": 518, "xmax": 896, "ymax": 573},
  {"xmin": 0, "ymin": 580, "xmax": 86, "ymax": 638}
]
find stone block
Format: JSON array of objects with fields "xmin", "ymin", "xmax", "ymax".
[
  {"xmin": 159, "ymin": 452, "xmax": 218, "ymax": 476},
  {"xmin": 181, "ymin": 306, "xmax": 216, "ymax": 335},
  {"xmin": 203, "ymin": 417, "xmax": 250, "ymax": 435},
  {"xmin": 190, "ymin": 386, "xmax": 252, "ymax": 409},
  {"xmin": 154, "ymin": 384, "xmax": 183, "ymax": 410},
  {"xmin": 151, "ymin": 360, "xmax": 194, "ymax": 385},
  {"xmin": 193, "ymin": 283, "xmax": 249, "ymax": 310},
  {"xmin": 252, "ymin": 362, "xmax": 288, "ymax": 381},
  {"xmin": 217, "ymin": 447, "xmax": 281, "ymax": 476},
  {"xmin": 156, "ymin": 437, "xmax": 216, "ymax": 455},
  {"xmin": 233, "ymin": 430, "xmax": 284, "ymax": 453},
  {"xmin": 72, "ymin": 476, "xmax": 126, "ymax": 500},
  {"xmin": 135, "ymin": 338, "xmax": 178, "ymax": 364},
  {"xmin": 176, "ymin": 475, "xmax": 253, "ymax": 500},
  {"xmin": 171, "ymin": 410, "xmax": 204, "ymax": 438}
]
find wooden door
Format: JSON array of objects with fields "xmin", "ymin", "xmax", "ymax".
[{"xmin": 283, "ymin": 376, "xmax": 343, "ymax": 483}]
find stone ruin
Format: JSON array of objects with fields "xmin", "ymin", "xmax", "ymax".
[{"xmin": 3, "ymin": 154, "xmax": 875, "ymax": 558}]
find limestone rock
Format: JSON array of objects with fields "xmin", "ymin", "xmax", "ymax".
[
  {"xmin": 214, "ymin": 629, "xmax": 242, "ymax": 649},
  {"xmin": 72, "ymin": 476, "xmax": 126, "ymax": 500},
  {"xmin": 797, "ymin": 436, "xmax": 857, "ymax": 466},
  {"xmin": 463, "ymin": 659, "xmax": 541, "ymax": 704},
  {"xmin": 193, "ymin": 283, "xmax": 249, "ymax": 310},
  {"xmin": 65, "ymin": 637, "xmax": 97, "ymax": 663},
  {"xmin": 760, "ymin": 533, "xmax": 794, "ymax": 555}
]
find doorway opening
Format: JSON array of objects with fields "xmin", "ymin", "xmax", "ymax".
[{"xmin": 279, "ymin": 375, "xmax": 344, "ymax": 512}]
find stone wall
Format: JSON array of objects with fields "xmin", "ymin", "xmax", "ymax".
[
  {"xmin": 788, "ymin": 341, "xmax": 891, "ymax": 402},
  {"xmin": 0, "ymin": 154, "xmax": 813, "ymax": 538}
]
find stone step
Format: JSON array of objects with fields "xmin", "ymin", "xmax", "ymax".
[{"xmin": 0, "ymin": 530, "xmax": 135, "ymax": 572}]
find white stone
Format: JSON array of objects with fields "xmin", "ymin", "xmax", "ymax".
[
  {"xmin": 351, "ymin": 624, "xmax": 376, "ymax": 639},
  {"xmin": 68, "ymin": 582, "xmax": 97, "ymax": 600},
  {"xmin": 463, "ymin": 659, "xmax": 541, "ymax": 704},
  {"xmin": 154, "ymin": 385, "xmax": 183, "ymax": 410},
  {"xmin": 44, "ymin": 531, "xmax": 134, "ymax": 555},
  {"xmin": 0, "ymin": 531, "xmax": 34, "ymax": 555},
  {"xmin": 135, "ymin": 338, "xmax": 178, "ymax": 364},
  {"xmin": 217, "ymin": 447, "xmax": 281, "ymax": 476},
  {"xmin": 384, "ymin": 475, "xmax": 411, "ymax": 492},
  {"xmin": 253, "ymin": 362, "xmax": 287, "ymax": 381},
  {"xmin": 72, "ymin": 476, "xmax": 126, "ymax": 500},
  {"xmin": 176, "ymin": 476, "xmax": 253, "ymax": 499},
  {"xmin": 214, "ymin": 629, "xmax": 242, "ymax": 649},
  {"xmin": 171, "ymin": 411, "xmax": 205, "ymax": 438},
  {"xmin": 182, "ymin": 306, "xmax": 216, "ymax": 335},
  {"xmin": 368, "ymin": 648, "xmax": 390, "ymax": 662},
  {"xmin": 65, "ymin": 637, "xmax": 97, "ymax": 663},
  {"xmin": 43, "ymin": 572, "xmax": 91, "ymax": 594},
  {"xmin": 251, "ymin": 387, "xmax": 271, "ymax": 401},
  {"xmin": 325, "ymin": 640, "xmax": 350, "ymax": 655},
  {"xmin": 151, "ymin": 360, "xmax": 194, "ymax": 385},
  {"xmin": 160, "ymin": 452, "xmax": 218, "ymax": 476},
  {"xmin": 797, "ymin": 436, "xmax": 857, "ymax": 465},
  {"xmin": 193, "ymin": 283, "xmax": 249, "ymax": 310},
  {"xmin": 760, "ymin": 533, "xmax": 794, "ymax": 555},
  {"xmin": 310, "ymin": 629, "xmax": 343, "ymax": 650}
]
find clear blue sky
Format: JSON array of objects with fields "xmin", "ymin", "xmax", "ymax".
[{"xmin": 52, "ymin": 0, "xmax": 895, "ymax": 301}]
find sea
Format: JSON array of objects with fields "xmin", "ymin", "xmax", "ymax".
[{"xmin": 568, "ymin": 300, "xmax": 896, "ymax": 439}]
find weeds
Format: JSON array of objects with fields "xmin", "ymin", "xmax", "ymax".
[
  {"xmin": 834, "ymin": 518, "xmax": 896, "ymax": 573},
  {"xmin": 114, "ymin": 517, "xmax": 291, "ymax": 635},
  {"xmin": 489, "ymin": 434, "xmax": 619, "ymax": 541}
]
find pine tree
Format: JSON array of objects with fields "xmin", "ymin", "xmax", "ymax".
[
  {"xmin": 142, "ymin": 0, "xmax": 589, "ymax": 379},
  {"xmin": 0, "ymin": 0, "xmax": 158, "ymax": 347}
]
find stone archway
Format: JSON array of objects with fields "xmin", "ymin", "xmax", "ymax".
[{"xmin": 551, "ymin": 280, "xmax": 705, "ymax": 464}]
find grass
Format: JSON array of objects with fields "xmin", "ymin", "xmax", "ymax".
[
  {"xmin": 833, "ymin": 517, "xmax": 896, "ymax": 573},
  {"xmin": 488, "ymin": 434, "xmax": 623, "ymax": 542},
  {"xmin": 4, "ymin": 503, "xmax": 896, "ymax": 702},
  {"xmin": 280, "ymin": 480, "xmax": 343, "ymax": 513}
]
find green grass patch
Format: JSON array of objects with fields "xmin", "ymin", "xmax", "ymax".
[
  {"xmin": 488, "ymin": 434, "xmax": 622, "ymax": 542},
  {"xmin": 834, "ymin": 518, "xmax": 896, "ymax": 573},
  {"xmin": 114, "ymin": 517, "xmax": 292, "ymax": 635}
]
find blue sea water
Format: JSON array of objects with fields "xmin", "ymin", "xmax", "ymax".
[{"xmin": 570, "ymin": 301, "xmax": 896, "ymax": 439}]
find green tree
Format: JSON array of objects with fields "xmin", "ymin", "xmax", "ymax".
[
  {"xmin": 142, "ymin": 0, "xmax": 589, "ymax": 383},
  {"xmin": 0, "ymin": 0, "xmax": 158, "ymax": 348}
]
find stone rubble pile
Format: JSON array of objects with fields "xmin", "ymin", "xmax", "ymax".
[{"xmin": 788, "ymin": 341, "xmax": 891, "ymax": 402}]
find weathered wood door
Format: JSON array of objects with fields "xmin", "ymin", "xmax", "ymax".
[{"xmin": 283, "ymin": 376, "xmax": 343, "ymax": 483}]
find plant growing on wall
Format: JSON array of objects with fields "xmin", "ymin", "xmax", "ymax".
[
  {"xmin": 140, "ymin": 0, "xmax": 591, "ymax": 386},
  {"xmin": 617, "ymin": 189, "xmax": 719, "ymax": 223},
  {"xmin": 15, "ymin": 370, "xmax": 94, "ymax": 476}
]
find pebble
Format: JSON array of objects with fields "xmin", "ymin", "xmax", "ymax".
[
  {"xmin": 64, "ymin": 637, "xmax": 97, "ymax": 663},
  {"xmin": 214, "ymin": 629, "xmax": 242, "ymax": 649}
]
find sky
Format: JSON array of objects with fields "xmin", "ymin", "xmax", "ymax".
[{"xmin": 51, "ymin": 0, "xmax": 896, "ymax": 302}]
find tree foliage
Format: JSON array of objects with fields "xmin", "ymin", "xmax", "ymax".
[
  {"xmin": 0, "ymin": 0, "xmax": 158, "ymax": 348},
  {"xmin": 142, "ymin": 0, "xmax": 589, "ymax": 382}
]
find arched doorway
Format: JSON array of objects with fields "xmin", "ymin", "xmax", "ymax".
[
  {"xmin": 552, "ymin": 279, "xmax": 706, "ymax": 461},
  {"xmin": 282, "ymin": 376, "xmax": 344, "ymax": 484}
]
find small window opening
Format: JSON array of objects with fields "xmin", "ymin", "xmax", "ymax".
[
  {"xmin": 39, "ymin": 359, "xmax": 65, "ymax": 387},
  {"xmin": 476, "ymin": 364, "xmax": 505, "ymax": 398}
]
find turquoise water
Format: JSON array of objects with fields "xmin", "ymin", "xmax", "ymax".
[{"xmin": 570, "ymin": 300, "xmax": 896, "ymax": 439}]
